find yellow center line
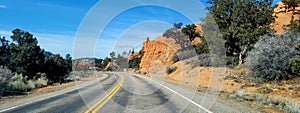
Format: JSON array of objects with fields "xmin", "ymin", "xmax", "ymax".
[
  {"xmin": 85, "ymin": 75, "xmax": 124, "ymax": 113},
  {"xmin": 92, "ymin": 84, "xmax": 121, "ymax": 112}
]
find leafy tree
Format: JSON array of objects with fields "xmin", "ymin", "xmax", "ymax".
[
  {"xmin": 163, "ymin": 23, "xmax": 189, "ymax": 49},
  {"xmin": 8, "ymin": 29, "xmax": 45, "ymax": 79},
  {"xmin": 64, "ymin": 54, "xmax": 72, "ymax": 73},
  {"xmin": 43, "ymin": 54, "xmax": 67, "ymax": 83},
  {"xmin": 195, "ymin": 40, "xmax": 209, "ymax": 54},
  {"xmin": 182, "ymin": 24, "xmax": 200, "ymax": 42},
  {"xmin": 181, "ymin": 24, "xmax": 209, "ymax": 55},
  {"xmin": 206, "ymin": 0, "xmax": 274, "ymax": 65},
  {"xmin": 0, "ymin": 36, "xmax": 10, "ymax": 67},
  {"xmin": 110, "ymin": 51, "xmax": 116, "ymax": 59},
  {"xmin": 0, "ymin": 29, "xmax": 73, "ymax": 84},
  {"xmin": 290, "ymin": 15, "xmax": 300, "ymax": 32},
  {"xmin": 115, "ymin": 54, "xmax": 128, "ymax": 71},
  {"xmin": 131, "ymin": 48, "xmax": 134, "ymax": 55},
  {"xmin": 95, "ymin": 58, "xmax": 104, "ymax": 69},
  {"xmin": 129, "ymin": 57, "xmax": 141, "ymax": 69},
  {"xmin": 173, "ymin": 22, "xmax": 183, "ymax": 29}
]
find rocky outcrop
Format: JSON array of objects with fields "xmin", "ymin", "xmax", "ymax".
[
  {"xmin": 139, "ymin": 37, "xmax": 180, "ymax": 73},
  {"xmin": 271, "ymin": 2, "xmax": 300, "ymax": 34},
  {"xmin": 126, "ymin": 52, "xmax": 143, "ymax": 60},
  {"xmin": 104, "ymin": 62, "xmax": 112, "ymax": 71},
  {"xmin": 139, "ymin": 24, "xmax": 203, "ymax": 74}
]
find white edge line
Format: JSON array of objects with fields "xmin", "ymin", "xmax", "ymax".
[
  {"xmin": 0, "ymin": 88, "xmax": 76, "ymax": 113},
  {"xmin": 134, "ymin": 74, "xmax": 213, "ymax": 113},
  {"xmin": 0, "ymin": 74, "xmax": 107, "ymax": 113}
]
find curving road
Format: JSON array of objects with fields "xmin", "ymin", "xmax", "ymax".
[{"xmin": 0, "ymin": 72, "xmax": 260, "ymax": 113}]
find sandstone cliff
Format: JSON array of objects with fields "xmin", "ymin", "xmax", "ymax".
[
  {"xmin": 139, "ymin": 36, "xmax": 180, "ymax": 73},
  {"xmin": 271, "ymin": 2, "xmax": 300, "ymax": 34},
  {"xmin": 126, "ymin": 52, "xmax": 143, "ymax": 61},
  {"xmin": 139, "ymin": 24, "xmax": 202, "ymax": 74}
]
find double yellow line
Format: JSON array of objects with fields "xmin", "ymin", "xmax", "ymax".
[{"xmin": 85, "ymin": 75, "xmax": 124, "ymax": 113}]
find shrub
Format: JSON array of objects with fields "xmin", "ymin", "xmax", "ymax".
[
  {"xmin": 166, "ymin": 66, "xmax": 177, "ymax": 74},
  {"xmin": 26, "ymin": 80, "xmax": 35, "ymax": 91},
  {"xmin": 290, "ymin": 43, "xmax": 300, "ymax": 76},
  {"xmin": 128, "ymin": 57, "xmax": 141, "ymax": 69},
  {"xmin": 0, "ymin": 77, "xmax": 7, "ymax": 89},
  {"xmin": 64, "ymin": 73, "xmax": 79, "ymax": 82},
  {"xmin": 173, "ymin": 49, "xmax": 197, "ymax": 62},
  {"xmin": 35, "ymin": 76, "xmax": 48, "ymax": 88},
  {"xmin": 246, "ymin": 32, "xmax": 300, "ymax": 81},
  {"xmin": 198, "ymin": 53, "xmax": 212, "ymax": 66},
  {"xmin": 0, "ymin": 68, "xmax": 12, "ymax": 79},
  {"xmin": 11, "ymin": 74, "xmax": 24, "ymax": 81},
  {"xmin": 290, "ymin": 58, "xmax": 300, "ymax": 76},
  {"xmin": 0, "ymin": 77, "xmax": 6, "ymax": 96},
  {"xmin": 284, "ymin": 102, "xmax": 300, "ymax": 113},
  {"xmin": 172, "ymin": 55, "xmax": 180, "ymax": 63},
  {"xmin": 8, "ymin": 79, "xmax": 26, "ymax": 91},
  {"xmin": 195, "ymin": 40, "xmax": 209, "ymax": 55}
]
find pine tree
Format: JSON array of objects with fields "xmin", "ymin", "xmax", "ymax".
[{"xmin": 205, "ymin": 0, "xmax": 274, "ymax": 65}]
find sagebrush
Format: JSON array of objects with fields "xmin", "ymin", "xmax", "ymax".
[{"xmin": 246, "ymin": 32, "xmax": 300, "ymax": 81}]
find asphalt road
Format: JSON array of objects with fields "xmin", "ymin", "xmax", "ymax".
[{"xmin": 0, "ymin": 72, "xmax": 260, "ymax": 113}]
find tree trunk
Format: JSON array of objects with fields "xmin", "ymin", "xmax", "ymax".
[{"xmin": 238, "ymin": 46, "xmax": 247, "ymax": 65}]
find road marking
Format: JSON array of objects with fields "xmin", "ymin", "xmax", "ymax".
[
  {"xmin": 135, "ymin": 74, "xmax": 213, "ymax": 113},
  {"xmin": 85, "ymin": 74, "xmax": 124, "ymax": 113},
  {"xmin": 0, "ymin": 74, "xmax": 108, "ymax": 113}
]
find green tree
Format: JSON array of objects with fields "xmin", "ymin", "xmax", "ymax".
[
  {"xmin": 8, "ymin": 29, "xmax": 45, "ymax": 79},
  {"xmin": 181, "ymin": 24, "xmax": 209, "ymax": 54},
  {"xmin": 129, "ymin": 57, "xmax": 141, "ymax": 69},
  {"xmin": 0, "ymin": 36, "xmax": 10, "ymax": 67},
  {"xmin": 44, "ymin": 54, "xmax": 67, "ymax": 83},
  {"xmin": 290, "ymin": 15, "xmax": 300, "ymax": 32},
  {"xmin": 110, "ymin": 51, "xmax": 116, "ymax": 59},
  {"xmin": 95, "ymin": 58, "xmax": 104, "ymax": 69},
  {"xmin": 182, "ymin": 24, "xmax": 200, "ymax": 42},
  {"xmin": 206, "ymin": 0, "xmax": 274, "ymax": 65},
  {"xmin": 115, "ymin": 54, "xmax": 128, "ymax": 71},
  {"xmin": 163, "ymin": 23, "xmax": 188, "ymax": 49},
  {"xmin": 131, "ymin": 48, "xmax": 134, "ymax": 55},
  {"xmin": 282, "ymin": 0, "xmax": 299, "ymax": 13},
  {"xmin": 173, "ymin": 22, "xmax": 183, "ymax": 29},
  {"xmin": 64, "ymin": 54, "xmax": 72, "ymax": 73},
  {"xmin": 290, "ymin": 43, "xmax": 300, "ymax": 76}
]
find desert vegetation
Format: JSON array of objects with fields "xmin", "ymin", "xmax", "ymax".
[{"xmin": 0, "ymin": 29, "xmax": 73, "ymax": 97}]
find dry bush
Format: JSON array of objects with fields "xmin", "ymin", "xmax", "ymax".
[{"xmin": 246, "ymin": 32, "xmax": 300, "ymax": 81}]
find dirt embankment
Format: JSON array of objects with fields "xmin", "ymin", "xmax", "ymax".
[{"xmin": 135, "ymin": 2, "xmax": 300, "ymax": 112}]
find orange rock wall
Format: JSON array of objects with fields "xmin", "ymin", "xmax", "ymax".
[
  {"xmin": 271, "ymin": 2, "xmax": 300, "ymax": 34},
  {"xmin": 139, "ymin": 37, "xmax": 180, "ymax": 73}
]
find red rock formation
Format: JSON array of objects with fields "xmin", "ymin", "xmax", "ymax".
[
  {"xmin": 139, "ymin": 36, "xmax": 180, "ymax": 73},
  {"xmin": 139, "ymin": 24, "xmax": 203, "ymax": 74},
  {"xmin": 271, "ymin": 2, "xmax": 300, "ymax": 34}
]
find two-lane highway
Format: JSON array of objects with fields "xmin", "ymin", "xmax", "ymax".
[
  {"xmin": 0, "ymin": 73, "xmax": 120, "ymax": 113},
  {"xmin": 0, "ymin": 72, "xmax": 260, "ymax": 113}
]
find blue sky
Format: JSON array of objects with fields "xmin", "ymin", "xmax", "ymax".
[{"xmin": 0, "ymin": 0, "xmax": 281, "ymax": 59}]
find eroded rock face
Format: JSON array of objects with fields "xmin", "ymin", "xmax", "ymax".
[
  {"xmin": 104, "ymin": 62, "xmax": 112, "ymax": 71},
  {"xmin": 139, "ymin": 36, "xmax": 180, "ymax": 73},
  {"xmin": 271, "ymin": 2, "xmax": 300, "ymax": 34},
  {"xmin": 126, "ymin": 52, "xmax": 142, "ymax": 61},
  {"xmin": 139, "ymin": 24, "xmax": 203, "ymax": 74}
]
